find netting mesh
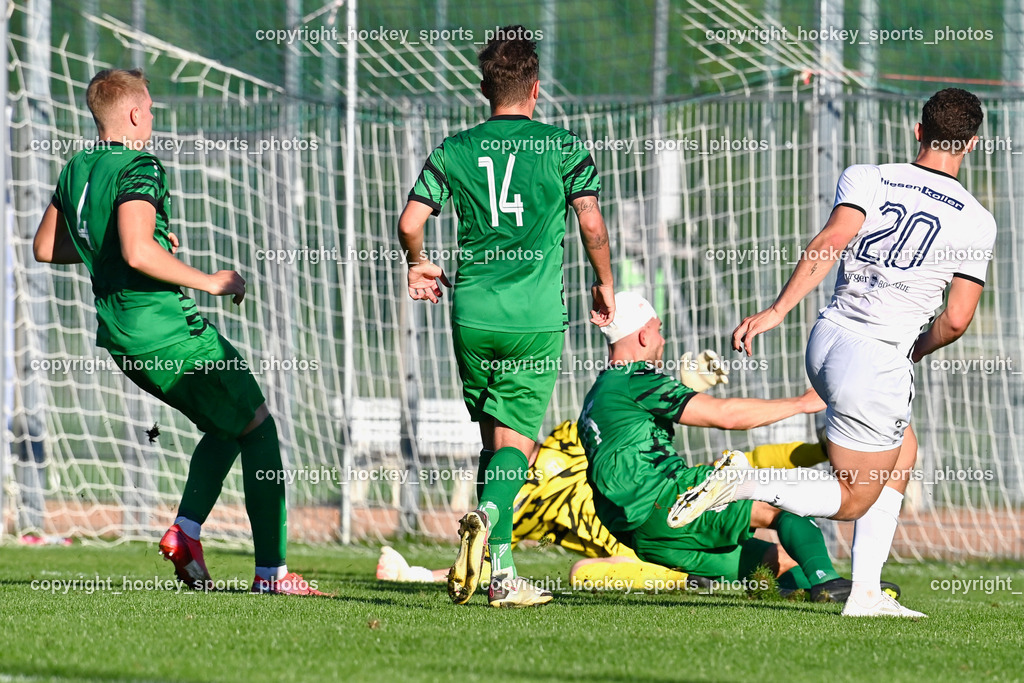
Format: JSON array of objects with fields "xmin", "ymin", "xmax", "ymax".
[{"xmin": 3, "ymin": 0, "xmax": 1023, "ymax": 558}]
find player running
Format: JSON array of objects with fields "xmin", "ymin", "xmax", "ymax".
[
  {"xmin": 33, "ymin": 68, "xmax": 324, "ymax": 595},
  {"xmin": 397, "ymin": 26, "xmax": 614, "ymax": 608},
  {"xmin": 679, "ymin": 88, "xmax": 995, "ymax": 617}
]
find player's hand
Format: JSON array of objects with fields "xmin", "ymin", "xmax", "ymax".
[
  {"xmin": 207, "ymin": 270, "xmax": 246, "ymax": 305},
  {"xmin": 732, "ymin": 306, "xmax": 784, "ymax": 356},
  {"xmin": 679, "ymin": 350, "xmax": 729, "ymax": 392},
  {"xmin": 407, "ymin": 261, "xmax": 451, "ymax": 303},
  {"xmin": 167, "ymin": 232, "xmax": 179, "ymax": 255},
  {"xmin": 798, "ymin": 387, "xmax": 826, "ymax": 414},
  {"xmin": 590, "ymin": 282, "xmax": 614, "ymax": 326}
]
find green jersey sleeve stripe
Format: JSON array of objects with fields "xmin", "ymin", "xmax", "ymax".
[
  {"xmin": 119, "ymin": 175, "xmax": 161, "ymax": 194},
  {"xmin": 408, "ymin": 193, "xmax": 442, "ymax": 215},
  {"xmin": 562, "ymin": 156, "xmax": 596, "ymax": 183},
  {"xmin": 423, "ymin": 157, "xmax": 449, "ymax": 193},
  {"xmin": 635, "ymin": 384, "xmax": 662, "ymax": 402},
  {"xmin": 670, "ymin": 392, "xmax": 695, "ymax": 422}
]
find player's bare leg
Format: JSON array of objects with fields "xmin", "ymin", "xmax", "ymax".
[{"xmin": 826, "ymin": 441, "xmax": 902, "ymax": 520}]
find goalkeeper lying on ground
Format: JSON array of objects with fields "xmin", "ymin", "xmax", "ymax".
[{"xmin": 378, "ymin": 354, "xmax": 900, "ymax": 602}]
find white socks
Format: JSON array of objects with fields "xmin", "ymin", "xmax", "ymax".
[
  {"xmin": 735, "ymin": 469, "xmax": 843, "ymax": 518},
  {"xmin": 255, "ymin": 565, "xmax": 289, "ymax": 581},
  {"xmin": 850, "ymin": 486, "xmax": 904, "ymax": 601},
  {"xmin": 174, "ymin": 516, "xmax": 201, "ymax": 540}
]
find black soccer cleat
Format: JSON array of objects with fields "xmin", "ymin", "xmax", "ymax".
[{"xmin": 810, "ymin": 577, "xmax": 902, "ymax": 603}]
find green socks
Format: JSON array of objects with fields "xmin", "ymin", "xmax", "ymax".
[
  {"xmin": 774, "ymin": 511, "xmax": 841, "ymax": 586},
  {"xmin": 178, "ymin": 432, "xmax": 241, "ymax": 524},
  {"xmin": 778, "ymin": 566, "xmax": 812, "ymax": 591},
  {"xmin": 174, "ymin": 416, "xmax": 287, "ymax": 570},
  {"xmin": 476, "ymin": 449, "xmax": 495, "ymax": 501},
  {"xmin": 478, "ymin": 446, "xmax": 528, "ymax": 579},
  {"xmin": 239, "ymin": 417, "xmax": 287, "ymax": 568}
]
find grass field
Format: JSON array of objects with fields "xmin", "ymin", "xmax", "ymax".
[{"xmin": 1, "ymin": 543, "xmax": 1023, "ymax": 683}]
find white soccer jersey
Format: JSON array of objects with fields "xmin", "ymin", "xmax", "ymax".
[{"xmin": 820, "ymin": 162, "xmax": 996, "ymax": 347}]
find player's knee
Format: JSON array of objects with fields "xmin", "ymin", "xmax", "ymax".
[{"xmin": 832, "ymin": 489, "xmax": 878, "ymax": 520}]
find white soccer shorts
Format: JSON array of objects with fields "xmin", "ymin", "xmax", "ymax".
[{"xmin": 805, "ymin": 316, "xmax": 913, "ymax": 452}]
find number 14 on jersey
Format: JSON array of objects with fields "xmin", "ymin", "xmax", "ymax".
[{"xmin": 478, "ymin": 155, "xmax": 525, "ymax": 227}]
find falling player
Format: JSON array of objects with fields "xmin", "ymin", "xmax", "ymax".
[
  {"xmin": 397, "ymin": 26, "xmax": 614, "ymax": 607},
  {"xmin": 576, "ymin": 292, "xmax": 866, "ymax": 599},
  {"xmin": 32, "ymin": 68, "xmax": 324, "ymax": 595},
  {"xmin": 677, "ymin": 88, "xmax": 994, "ymax": 617},
  {"xmin": 378, "ymin": 418, "xmax": 901, "ymax": 603}
]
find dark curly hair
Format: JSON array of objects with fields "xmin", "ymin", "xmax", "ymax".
[
  {"xmin": 920, "ymin": 88, "xmax": 984, "ymax": 149},
  {"xmin": 478, "ymin": 25, "xmax": 539, "ymax": 108}
]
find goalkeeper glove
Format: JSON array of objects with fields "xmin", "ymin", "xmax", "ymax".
[{"xmin": 678, "ymin": 350, "xmax": 729, "ymax": 392}]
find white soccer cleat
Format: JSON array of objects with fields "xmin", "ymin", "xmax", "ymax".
[
  {"xmin": 712, "ymin": 450, "xmax": 750, "ymax": 470},
  {"xmin": 376, "ymin": 546, "xmax": 411, "ymax": 582},
  {"xmin": 667, "ymin": 450, "xmax": 749, "ymax": 528},
  {"xmin": 841, "ymin": 591, "xmax": 927, "ymax": 618},
  {"xmin": 488, "ymin": 574, "xmax": 554, "ymax": 608}
]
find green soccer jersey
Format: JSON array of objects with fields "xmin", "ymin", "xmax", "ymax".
[
  {"xmin": 52, "ymin": 142, "xmax": 207, "ymax": 355},
  {"xmin": 578, "ymin": 362, "xmax": 697, "ymax": 532},
  {"xmin": 409, "ymin": 114, "xmax": 601, "ymax": 333}
]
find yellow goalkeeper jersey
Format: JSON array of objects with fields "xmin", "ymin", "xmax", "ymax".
[{"xmin": 512, "ymin": 420, "xmax": 635, "ymax": 559}]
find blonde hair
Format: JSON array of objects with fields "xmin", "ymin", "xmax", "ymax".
[{"xmin": 86, "ymin": 68, "xmax": 150, "ymax": 132}]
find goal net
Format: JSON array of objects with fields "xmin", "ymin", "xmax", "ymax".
[{"xmin": 2, "ymin": 0, "xmax": 1021, "ymax": 559}]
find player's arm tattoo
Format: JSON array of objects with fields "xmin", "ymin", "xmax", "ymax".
[
  {"xmin": 573, "ymin": 198, "xmax": 598, "ymax": 216},
  {"xmin": 581, "ymin": 228, "xmax": 608, "ymax": 249}
]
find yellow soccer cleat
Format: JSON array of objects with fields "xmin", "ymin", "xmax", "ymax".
[{"xmin": 447, "ymin": 510, "xmax": 489, "ymax": 604}]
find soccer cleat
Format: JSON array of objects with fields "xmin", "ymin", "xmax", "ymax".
[
  {"xmin": 159, "ymin": 524, "xmax": 212, "ymax": 590},
  {"xmin": 685, "ymin": 574, "xmax": 715, "ymax": 591},
  {"xmin": 841, "ymin": 591, "xmax": 926, "ymax": 618},
  {"xmin": 711, "ymin": 450, "xmax": 750, "ymax": 470},
  {"xmin": 250, "ymin": 572, "xmax": 331, "ymax": 596},
  {"xmin": 488, "ymin": 574, "xmax": 553, "ymax": 608},
  {"xmin": 666, "ymin": 451, "xmax": 748, "ymax": 528},
  {"xmin": 447, "ymin": 510, "xmax": 489, "ymax": 604},
  {"xmin": 779, "ymin": 588, "xmax": 808, "ymax": 601},
  {"xmin": 376, "ymin": 546, "xmax": 411, "ymax": 582},
  {"xmin": 810, "ymin": 577, "xmax": 902, "ymax": 603}
]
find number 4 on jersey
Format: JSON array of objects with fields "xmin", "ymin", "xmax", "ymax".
[{"xmin": 478, "ymin": 155, "xmax": 524, "ymax": 227}]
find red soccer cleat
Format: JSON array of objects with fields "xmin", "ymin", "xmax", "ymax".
[
  {"xmin": 250, "ymin": 572, "xmax": 331, "ymax": 596},
  {"xmin": 159, "ymin": 524, "xmax": 212, "ymax": 590}
]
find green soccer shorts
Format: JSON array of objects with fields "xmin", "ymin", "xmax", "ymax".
[
  {"xmin": 451, "ymin": 323, "xmax": 563, "ymax": 440},
  {"xmin": 111, "ymin": 326, "xmax": 266, "ymax": 441},
  {"xmin": 628, "ymin": 465, "xmax": 763, "ymax": 580}
]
